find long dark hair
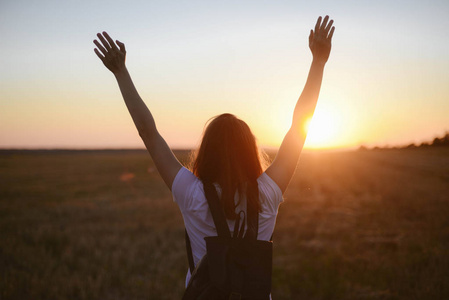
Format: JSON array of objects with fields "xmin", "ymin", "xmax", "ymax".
[{"xmin": 190, "ymin": 113, "xmax": 266, "ymax": 219}]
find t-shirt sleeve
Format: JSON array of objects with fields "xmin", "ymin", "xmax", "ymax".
[
  {"xmin": 172, "ymin": 167, "xmax": 199, "ymax": 212},
  {"xmin": 257, "ymin": 172, "xmax": 284, "ymax": 214}
]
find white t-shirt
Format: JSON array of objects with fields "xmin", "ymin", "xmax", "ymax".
[{"xmin": 172, "ymin": 167, "xmax": 284, "ymax": 286}]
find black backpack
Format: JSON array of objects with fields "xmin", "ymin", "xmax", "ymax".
[{"xmin": 182, "ymin": 180, "xmax": 272, "ymax": 300}]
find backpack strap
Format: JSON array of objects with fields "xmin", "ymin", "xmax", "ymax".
[
  {"xmin": 245, "ymin": 204, "xmax": 258, "ymax": 240},
  {"xmin": 234, "ymin": 211, "xmax": 246, "ymax": 239},
  {"xmin": 185, "ymin": 180, "xmax": 261, "ymax": 274},
  {"xmin": 185, "ymin": 230, "xmax": 195, "ymax": 274},
  {"xmin": 203, "ymin": 179, "xmax": 260, "ymax": 240},
  {"xmin": 244, "ymin": 181, "xmax": 259, "ymax": 240},
  {"xmin": 203, "ymin": 181, "xmax": 232, "ymax": 238}
]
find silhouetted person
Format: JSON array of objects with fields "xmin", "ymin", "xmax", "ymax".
[{"xmin": 94, "ymin": 15, "xmax": 334, "ymax": 298}]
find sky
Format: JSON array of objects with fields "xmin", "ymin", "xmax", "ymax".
[{"xmin": 1, "ymin": 0, "xmax": 448, "ymax": 150}]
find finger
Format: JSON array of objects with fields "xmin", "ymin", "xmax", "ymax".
[
  {"xmin": 309, "ymin": 30, "xmax": 313, "ymax": 45},
  {"xmin": 315, "ymin": 16, "xmax": 322, "ymax": 33},
  {"xmin": 116, "ymin": 40, "xmax": 126, "ymax": 53},
  {"xmin": 97, "ymin": 33, "xmax": 111, "ymax": 50},
  {"xmin": 93, "ymin": 40, "xmax": 108, "ymax": 55},
  {"xmin": 325, "ymin": 19, "xmax": 334, "ymax": 34},
  {"xmin": 103, "ymin": 31, "xmax": 118, "ymax": 50},
  {"xmin": 320, "ymin": 15, "xmax": 329, "ymax": 32},
  {"xmin": 328, "ymin": 26, "xmax": 335, "ymax": 40},
  {"xmin": 94, "ymin": 48, "xmax": 105, "ymax": 61}
]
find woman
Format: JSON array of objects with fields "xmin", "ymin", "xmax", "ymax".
[{"xmin": 94, "ymin": 15, "xmax": 334, "ymax": 290}]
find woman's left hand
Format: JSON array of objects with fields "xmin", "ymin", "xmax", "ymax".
[
  {"xmin": 93, "ymin": 31, "xmax": 127, "ymax": 74},
  {"xmin": 309, "ymin": 16, "xmax": 335, "ymax": 64}
]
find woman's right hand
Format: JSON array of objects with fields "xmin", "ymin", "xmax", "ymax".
[
  {"xmin": 309, "ymin": 16, "xmax": 335, "ymax": 64},
  {"xmin": 93, "ymin": 31, "xmax": 127, "ymax": 74}
]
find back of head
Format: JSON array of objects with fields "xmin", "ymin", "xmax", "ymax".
[{"xmin": 191, "ymin": 113, "xmax": 265, "ymax": 219}]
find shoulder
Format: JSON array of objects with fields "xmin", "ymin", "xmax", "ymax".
[
  {"xmin": 257, "ymin": 172, "xmax": 284, "ymax": 213},
  {"xmin": 172, "ymin": 167, "xmax": 202, "ymax": 210}
]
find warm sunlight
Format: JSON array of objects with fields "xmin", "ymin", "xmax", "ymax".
[
  {"xmin": 304, "ymin": 105, "xmax": 343, "ymax": 149},
  {"xmin": 259, "ymin": 103, "xmax": 349, "ymax": 150}
]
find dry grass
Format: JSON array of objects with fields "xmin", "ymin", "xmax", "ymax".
[{"xmin": 1, "ymin": 148, "xmax": 448, "ymax": 299}]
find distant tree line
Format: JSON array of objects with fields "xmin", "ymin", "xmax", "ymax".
[{"xmin": 359, "ymin": 132, "xmax": 449, "ymax": 151}]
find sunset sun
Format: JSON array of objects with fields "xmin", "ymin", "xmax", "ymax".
[{"xmin": 304, "ymin": 106, "xmax": 343, "ymax": 149}]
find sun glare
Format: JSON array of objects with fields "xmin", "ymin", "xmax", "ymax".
[
  {"xmin": 304, "ymin": 106, "xmax": 343, "ymax": 149},
  {"xmin": 258, "ymin": 101, "xmax": 349, "ymax": 150}
]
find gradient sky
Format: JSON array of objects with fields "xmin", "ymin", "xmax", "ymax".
[{"xmin": 1, "ymin": 0, "xmax": 448, "ymax": 150}]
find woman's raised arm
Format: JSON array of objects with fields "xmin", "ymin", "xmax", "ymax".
[
  {"xmin": 265, "ymin": 16, "xmax": 335, "ymax": 193},
  {"xmin": 94, "ymin": 32, "xmax": 182, "ymax": 190}
]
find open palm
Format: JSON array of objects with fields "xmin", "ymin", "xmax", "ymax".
[
  {"xmin": 309, "ymin": 16, "xmax": 335, "ymax": 64},
  {"xmin": 93, "ymin": 31, "xmax": 127, "ymax": 74}
]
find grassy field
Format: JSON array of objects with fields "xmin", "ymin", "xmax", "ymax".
[{"xmin": 1, "ymin": 148, "xmax": 448, "ymax": 299}]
